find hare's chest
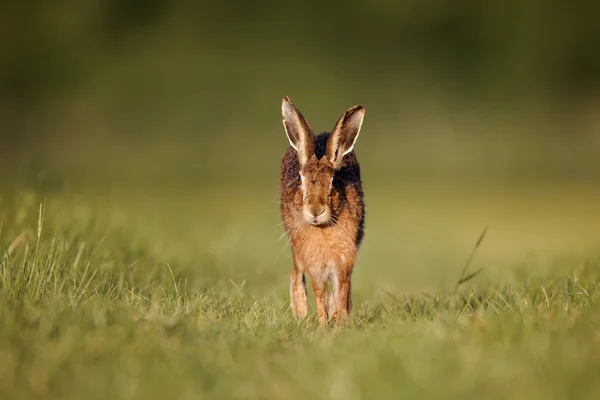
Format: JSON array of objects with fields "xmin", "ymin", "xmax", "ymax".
[{"xmin": 293, "ymin": 225, "xmax": 354, "ymax": 270}]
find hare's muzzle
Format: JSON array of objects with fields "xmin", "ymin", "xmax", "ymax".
[{"xmin": 303, "ymin": 198, "xmax": 331, "ymax": 226}]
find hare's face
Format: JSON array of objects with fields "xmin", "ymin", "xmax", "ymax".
[
  {"xmin": 281, "ymin": 96, "xmax": 364, "ymax": 225},
  {"xmin": 298, "ymin": 156, "xmax": 335, "ymax": 225}
]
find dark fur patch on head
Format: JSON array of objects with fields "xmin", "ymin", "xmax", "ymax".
[{"xmin": 314, "ymin": 132, "xmax": 330, "ymax": 159}]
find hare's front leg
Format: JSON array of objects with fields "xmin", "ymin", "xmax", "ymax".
[
  {"xmin": 308, "ymin": 271, "xmax": 329, "ymax": 326},
  {"xmin": 328, "ymin": 264, "xmax": 340, "ymax": 321},
  {"xmin": 290, "ymin": 267, "xmax": 308, "ymax": 319},
  {"xmin": 347, "ymin": 280, "xmax": 353, "ymax": 314},
  {"xmin": 335, "ymin": 264, "xmax": 354, "ymax": 324}
]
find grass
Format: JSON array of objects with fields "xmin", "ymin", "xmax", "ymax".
[{"xmin": 1, "ymin": 185, "xmax": 600, "ymax": 399}]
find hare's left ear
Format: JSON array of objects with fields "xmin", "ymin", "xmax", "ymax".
[{"xmin": 326, "ymin": 105, "xmax": 365, "ymax": 169}]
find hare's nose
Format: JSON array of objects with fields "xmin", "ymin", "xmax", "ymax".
[{"xmin": 309, "ymin": 203, "xmax": 326, "ymax": 218}]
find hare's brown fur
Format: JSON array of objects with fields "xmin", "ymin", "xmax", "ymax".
[{"xmin": 279, "ymin": 97, "xmax": 365, "ymax": 325}]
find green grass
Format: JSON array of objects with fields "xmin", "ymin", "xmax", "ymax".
[{"xmin": 1, "ymin": 186, "xmax": 600, "ymax": 399}]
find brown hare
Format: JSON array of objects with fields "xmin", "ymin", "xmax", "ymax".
[{"xmin": 279, "ymin": 96, "xmax": 365, "ymax": 325}]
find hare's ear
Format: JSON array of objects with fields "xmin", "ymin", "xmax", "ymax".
[
  {"xmin": 282, "ymin": 96, "xmax": 315, "ymax": 166},
  {"xmin": 326, "ymin": 105, "xmax": 365, "ymax": 169}
]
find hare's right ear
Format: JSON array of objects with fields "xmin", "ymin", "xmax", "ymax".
[{"xmin": 282, "ymin": 96, "xmax": 315, "ymax": 166}]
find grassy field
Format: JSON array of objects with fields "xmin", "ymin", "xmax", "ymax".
[
  {"xmin": 3, "ymin": 1, "xmax": 600, "ymax": 397},
  {"xmin": 1, "ymin": 182, "xmax": 600, "ymax": 399}
]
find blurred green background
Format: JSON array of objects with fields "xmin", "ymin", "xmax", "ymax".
[
  {"xmin": 1, "ymin": 0, "xmax": 600, "ymax": 288},
  {"xmin": 3, "ymin": 4, "xmax": 600, "ymax": 397},
  {"xmin": 2, "ymin": 0, "xmax": 600, "ymax": 186}
]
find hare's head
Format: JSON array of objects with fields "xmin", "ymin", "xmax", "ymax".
[{"xmin": 281, "ymin": 96, "xmax": 365, "ymax": 226}]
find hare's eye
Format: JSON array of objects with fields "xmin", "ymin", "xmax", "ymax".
[{"xmin": 297, "ymin": 174, "xmax": 301, "ymax": 183}]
